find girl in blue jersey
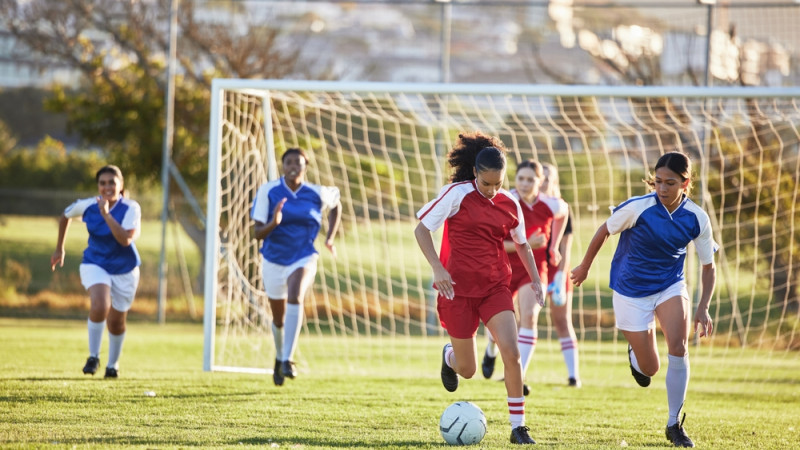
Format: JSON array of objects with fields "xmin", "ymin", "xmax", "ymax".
[
  {"xmin": 51, "ymin": 165, "xmax": 141, "ymax": 379},
  {"xmin": 570, "ymin": 152, "xmax": 717, "ymax": 448},
  {"xmin": 251, "ymin": 148, "xmax": 341, "ymax": 386}
]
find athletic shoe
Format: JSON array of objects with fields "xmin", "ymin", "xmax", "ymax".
[
  {"xmin": 568, "ymin": 377, "xmax": 582, "ymax": 388},
  {"xmin": 440, "ymin": 344, "xmax": 458, "ymax": 392},
  {"xmin": 481, "ymin": 350, "xmax": 496, "ymax": 379},
  {"xmin": 665, "ymin": 413, "xmax": 695, "ymax": 447},
  {"xmin": 523, "ymin": 383, "xmax": 530, "ymax": 396},
  {"xmin": 510, "ymin": 425, "xmax": 536, "ymax": 444},
  {"xmin": 627, "ymin": 344, "xmax": 651, "ymax": 387},
  {"xmin": 280, "ymin": 360, "xmax": 297, "ymax": 379},
  {"xmin": 83, "ymin": 356, "xmax": 100, "ymax": 375},
  {"xmin": 272, "ymin": 359, "xmax": 284, "ymax": 386},
  {"xmin": 104, "ymin": 367, "xmax": 118, "ymax": 379}
]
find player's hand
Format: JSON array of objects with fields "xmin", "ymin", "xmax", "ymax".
[
  {"xmin": 531, "ymin": 280, "xmax": 545, "ymax": 307},
  {"xmin": 527, "ymin": 230, "xmax": 547, "ymax": 249},
  {"xmin": 96, "ymin": 196, "xmax": 110, "ymax": 216},
  {"xmin": 694, "ymin": 308, "xmax": 713, "ymax": 338},
  {"xmin": 570, "ymin": 264, "xmax": 588, "ymax": 286},
  {"xmin": 271, "ymin": 198, "xmax": 287, "ymax": 226},
  {"xmin": 433, "ymin": 266, "xmax": 456, "ymax": 300},
  {"xmin": 50, "ymin": 249, "xmax": 64, "ymax": 271},
  {"xmin": 325, "ymin": 239, "xmax": 337, "ymax": 260},
  {"xmin": 548, "ymin": 247, "xmax": 562, "ymax": 267}
]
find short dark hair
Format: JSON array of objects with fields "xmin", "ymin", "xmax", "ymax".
[{"xmin": 282, "ymin": 147, "xmax": 309, "ymax": 165}]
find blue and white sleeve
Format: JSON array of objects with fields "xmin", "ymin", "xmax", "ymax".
[
  {"xmin": 63, "ymin": 198, "xmax": 95, "ymax": 220},
  {"xmin": 251, "ymin": 184, "xmax": 271, "ymax": 224},
  {"xmin": 121, "ymin": 200, "xmax": 142, "ymax": 240}
]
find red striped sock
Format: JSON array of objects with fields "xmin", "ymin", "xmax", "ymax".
[{"xmin": 508, "ymin": 396, "xmax": 525, "ymax": 429}]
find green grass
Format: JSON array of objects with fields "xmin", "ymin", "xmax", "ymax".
[{"xmin": 1, "ymin": 317, "xmax": 799, "ymax": 448}]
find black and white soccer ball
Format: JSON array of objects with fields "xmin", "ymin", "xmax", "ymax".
[{"xmin": 439, "ymin": 401, "xmax": 487, "ymax": 445}]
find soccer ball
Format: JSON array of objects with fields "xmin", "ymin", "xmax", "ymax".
[{"xmin": 439, "ymin": 401, "xmax": 487, "ymax": 445}]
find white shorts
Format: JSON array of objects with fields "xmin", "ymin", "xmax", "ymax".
[
  {"xmin": 79, "ymin": 264, "xmax": 140, "ymax": 312},
  {"xmin": 261, "ymin": 254, "xmax": 318, "ymax": 299},
  {"xmin": 612, "ymin": 280, "xmax": 689, "ymax": 332}
]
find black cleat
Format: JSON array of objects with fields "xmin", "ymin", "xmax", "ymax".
[
  {"xmin": 104, "ymin": 367, "xmax": 118, "ymax": 378},
  {"xmin": 628, "ymin": 344, "xmax": 651, "ymax": 387},
  {"xmin": 440, "ymin": 344, "xmax": 458, "ymax": 392},
  {"xmin": 280, "ymin": 360, "xmax": 297, "ymax": 379},
  {"xmin": 510, "ymin": 425, "xmax": 536, "ymax": 444},
  {"xmin": 481, "ymin": 350, "xmax": 496, "ymax": 379},
  {"xmin": 83, "ymin": 356, "xmax": 100, "ymax": 375},
  {"xmin": 523, "ymin": 383, "xmax": 530, "ymax": 396},
  {"xmin": 568, "ymin": 377, "xmax": 582, "ymax": 388},
  {"xmin": 665, "ymin": 413, "xmax": 695, "ymax": 447},
  {"xmin": 272, "ymin": 359, "xmax": 284, "ymax": 386}
]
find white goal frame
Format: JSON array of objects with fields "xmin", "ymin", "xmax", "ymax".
[{"xmin": 203, "ymin": 79, "xmax": 800, "ymax": 373}]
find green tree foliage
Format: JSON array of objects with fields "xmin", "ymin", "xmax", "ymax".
[
  {"xmin": 0, "ymin": 136, "xmax": 103, "ymax": 190},
  {"xmin": 0, "ymin": 0, "xmax": 328, "ymax": 249}
]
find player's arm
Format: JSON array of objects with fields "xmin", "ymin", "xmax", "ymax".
[
  {"xmin": 548, "ymin": 214, "xmax": 567, "ymax": 266},
  {"xmin": 324, "ymin": 201, "xmax": 342, "ymax": 257},
  {"xmin": 570, "ymin": 222, "xmax": 610, "ymax": 286},
  {"xmin": 253, "ymin": 198, "xmax": 286, "ymax": 240},
  {"xmin": 98, "ymin": 199, "xmax": 136, "ymax": 247},
  {"xmin": 51, "ymin": 214, "xmax": 72, "ymax": 271},
  {"xmin": 694, "ymin": 262, "xmax": 716, "ymax": 337},
  {"xmin": 514, "ymin": 241, "xmax": 544, "ymax": 306},
  {"xmin": 414, "ymin": 222, "xmax": 454, "ymax": 300}
]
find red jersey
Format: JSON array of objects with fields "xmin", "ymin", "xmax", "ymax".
[
  {"xmin": 507, "ymin": 191, "xmax": 566, "ymax": 282},
  {"xmin": 417, "ymin": 180, "xmax": 527, "ymax": 298}
]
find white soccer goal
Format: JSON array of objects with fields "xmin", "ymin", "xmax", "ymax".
[{"xmin": 203, "ymin": 80, "xmax": 800, "ymax": 376}]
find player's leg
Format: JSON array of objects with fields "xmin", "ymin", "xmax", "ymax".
[
  {"xmin": 655, "ymin": 291, "xmax": 694, "ymax": 447},
  {"xmin": 516, "ymin": 283, "xmax": 542, "ymax": 384},
  {"xmin": 262, "ymin": 258, "xmax": 288, "ymax": 385},
  {"xmin": 80, "ymin": 264, "xmax": 112, "ymax": 375},
  {"xmin": 104, "ymin": 268, "xmax": 138, "ymax": 378},
  {"xmin": 486, "ymin": 310, "xmax": 534, "ymax": 444},
  {"xmin": 481, "ymin": 328, "xmax": 498, "ymax": 379},
  {"xmin": 614, "ymin": 289, "xmax": 660, "ymax": 386},
  {"xmin": 550, "ymin": 289, "xmax": 580, "ymax": 386},
  {"xmin": 281, "ymin": 256, "xmax": 318, "ymax": 378}
]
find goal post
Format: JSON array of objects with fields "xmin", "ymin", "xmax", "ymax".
[{"xmin": 204, "ymin": 79, "xmax": 800, "ymax": 374}]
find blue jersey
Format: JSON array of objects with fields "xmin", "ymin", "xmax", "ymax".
[
  {"xmin": 606, "ymin": 192, "xmax": 718, "ymax": 297},
  {"xmin": 64, "ymin": 196, "xmax": 142, "ymax": 275},
  {"xmin": 251, "ymin": 177, "xmax": 340, "ymax": 266}
]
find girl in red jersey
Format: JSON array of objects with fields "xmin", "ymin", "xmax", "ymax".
[
  {"xmin": 480, "ymin": 160, "xmax": 569, "ymax": 392},
  {"xmin": 415, "ymin": 132, "xmax": 543, "ymax": 445}
]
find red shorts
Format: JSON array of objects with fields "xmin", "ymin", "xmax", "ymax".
[
  {"xmin": 437, "ymin": 285, "xmax": 514, "ymax": 339},
  {"xmin": 510, "ymin": 265, "xmax": 548, "ymax": 295}
]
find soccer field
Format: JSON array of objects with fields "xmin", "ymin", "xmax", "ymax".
[{"xmin": 0, "ymin": 318, "xmax": 798, "ymax": 448}]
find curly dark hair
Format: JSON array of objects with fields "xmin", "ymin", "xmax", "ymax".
[{"xmin": 448, "ymin": 131, "xmax": 508, "ymax": 182}]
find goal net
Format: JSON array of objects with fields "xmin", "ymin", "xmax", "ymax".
[{"xmin": 204, "ymin": 80, "xmax": 800, "ymax": 377}]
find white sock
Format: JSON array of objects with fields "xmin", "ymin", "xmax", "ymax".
[
  {"xmin": 485, "ymin": 333, "xmax": 498, "ymax": 358},
  {"xmin": 629, "ymin": 346, "xmax": 643, "ymax": 374},
  {"xmin": 518, "ymin": 328, "xmax": 537, "ymax": 374},
  {"xmin": 282, "ymin": 303, "xmax": 302, "ymax": 362},
  {"xmin": 87, "ymin": 319, "xmax": 105, "ymax": 358},
  {"xmin": 560, "ymin": 337, "xmax": 579, "ymax": 379},
  {"xmin": 271, "ymin": 322, "xmax": 284, "ymax": 361},
  {"xmin": 106, "ymin": 331, "xmax": 125, "ymax": 370},
  {"xmin": 666, "ymin": 353, "xmax": 690, "ymax": 426},
  {"xmin": 508, "ymin": 396, "xmax": 525, "ymax": 429},
  {"xmin": 445, "ymin": 343, "xmax": 455, "ymax": 369}
]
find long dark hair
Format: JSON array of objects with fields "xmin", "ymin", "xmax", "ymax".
[
  {"xmin": 448, "ymin": 132, "xmax": 507, "ymax": 182},
  {"xmin": 645, "ymin": 151, "xmax": 693, "ymax": 195}
]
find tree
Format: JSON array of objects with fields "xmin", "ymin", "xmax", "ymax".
[{"xmin": 0, "ymin": 0, "xmax": 331, "ymax": 273}]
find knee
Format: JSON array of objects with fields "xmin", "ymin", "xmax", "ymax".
[
  {"xmin": 640, "ymin": 360, "xmax": 660, "ymax": 377},
  {"xmin": 456, "ymin": 362, "xmax": 477, "ymax": 379},
  {"xmin": 667, "ymin": 341, "xmax": 688, "ymax": 358}
]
